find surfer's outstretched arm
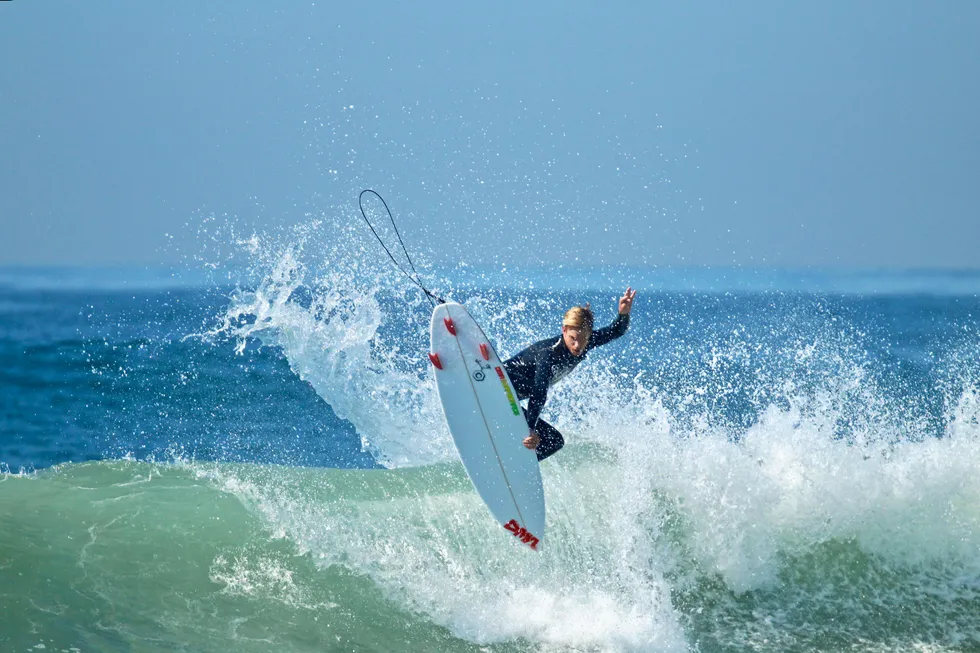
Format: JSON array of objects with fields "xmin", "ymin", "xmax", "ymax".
[
  {"xmin": 589, "ymin": 287, "xmax": 636, "ymax": 348},
  {"xmin": 590, "ymin": 312, "xmax": 630, "ymax": 348}
]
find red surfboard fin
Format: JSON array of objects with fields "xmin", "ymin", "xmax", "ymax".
[
  {"xmin": 444, "ymin": 318, "xmax": 456, "ymax": 335},
  {"xmin": 480, "ymin": 343, "xmax": 490, "ymax": 360},
  {"xmin": 428, "ymin": 353, "xmax": 443, "ymax": 369}
]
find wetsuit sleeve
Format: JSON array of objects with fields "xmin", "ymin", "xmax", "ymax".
[
  {"xmin": 589, "ymin": 313, "xmax": 630, "ymax": 349},
  {"xmin": 524, "ymin": 356, "xmax": 552, "ymax": 430}
]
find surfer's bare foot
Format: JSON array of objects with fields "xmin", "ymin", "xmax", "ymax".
[{"xmin": 523, "ymin": 431, "xmax": 540, "ymax": 450}]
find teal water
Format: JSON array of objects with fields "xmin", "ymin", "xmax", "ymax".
[
  {"xmin": 5, "ymin": 440, "xmax": 980, "ymax": 652},
  {"xmin": 1, "ymin": 460, "xmax": 479, "ymax": 652}
]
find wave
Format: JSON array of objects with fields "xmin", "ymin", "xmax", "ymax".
[{"xmin": 4, "ymin": 418, "xmax": 980, "ymax": 653}]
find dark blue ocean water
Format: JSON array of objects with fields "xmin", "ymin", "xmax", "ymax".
[
  {"xmin": 3, "ymin": 266, "xmax": 977, "ymax": 472},
  {"xmin": 3, "ymin": 262, "xmax": 980, "ymax": 652},
  {"xmin": 0, "ymin": 275, "xmax": 382, "ymax": 472}
]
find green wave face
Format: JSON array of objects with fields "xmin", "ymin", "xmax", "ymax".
[
  {"xmin": 0, "ymin": 461, "xmax": 495, "ymax": 653},
  {"xmin": 4, "ymin": 449, "xmax": 980, "ymax": 653}
]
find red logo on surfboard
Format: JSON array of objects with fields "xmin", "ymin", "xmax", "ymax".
[{"xmin": 503, "ymin": 519, "xmax": 540, "ymax": 550}]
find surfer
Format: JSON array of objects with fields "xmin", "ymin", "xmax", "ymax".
[{"xmin": 503, "ymin": 287, "xmax": 636, "ymax": 461}]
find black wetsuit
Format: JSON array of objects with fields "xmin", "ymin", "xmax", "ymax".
[{"xmin": 503, "ymin": 313, "xmax": 630, "ymax": 461}]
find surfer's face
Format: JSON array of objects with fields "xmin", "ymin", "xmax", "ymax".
[{"xmin": 562, "ymin": 325, "xmax": 591, "ymax": 356}]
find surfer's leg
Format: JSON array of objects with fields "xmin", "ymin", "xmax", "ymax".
[{"xmin": 534, "ymin": 418, "xmax": 565, "ymax": 461}]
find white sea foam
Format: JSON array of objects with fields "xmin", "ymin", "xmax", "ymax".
[{"xmin": 204, "ymin": 222, "xmax": 453, "ymax": 468}]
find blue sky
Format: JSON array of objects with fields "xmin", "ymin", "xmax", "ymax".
[{"xmin": 2, "ymin": 1, "xmax": 978, "ymax": 268}]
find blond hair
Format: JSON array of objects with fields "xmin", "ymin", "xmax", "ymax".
[{"xmin": 562, "ymin": 306, "xmax": 594, "ymax": 333}]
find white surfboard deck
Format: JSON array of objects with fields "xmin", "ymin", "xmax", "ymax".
[{"xmin": 429, "ymin": 302, "xmax": 545, "ymax": 551}]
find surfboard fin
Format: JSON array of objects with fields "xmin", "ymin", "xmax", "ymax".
[
  {"xmin": 480, "ymin": 343, "xmax": 490, "ymax": 360},
  {"xmin": 428, "ymin": 353, "xmax": 443, "ymax": 370},
  {"xmin": 444, "ymin": 318, "xmax": 456, "ymax": 335}
]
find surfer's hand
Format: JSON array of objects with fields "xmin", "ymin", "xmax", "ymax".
[
  {"xmin": 523, "ymin": 430, "xmax": 540, "ymax": 450},
  {"xmin": 618, "ymin": 287, "xmax": 636, "ymax": 315}
]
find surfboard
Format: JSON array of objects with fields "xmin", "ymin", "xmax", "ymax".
[{"xmin": 428, "ymin": 302, "xmax": 546, "ymax": 551}]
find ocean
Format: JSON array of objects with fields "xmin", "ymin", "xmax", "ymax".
[{"xmin": 3, "ymin": 234, "xmax": 980, "ymax": 652}]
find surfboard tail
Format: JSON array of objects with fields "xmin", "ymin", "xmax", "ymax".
[{"xmin": 503, "ymin": 519, "xmax": 541, "ymax": 551}]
